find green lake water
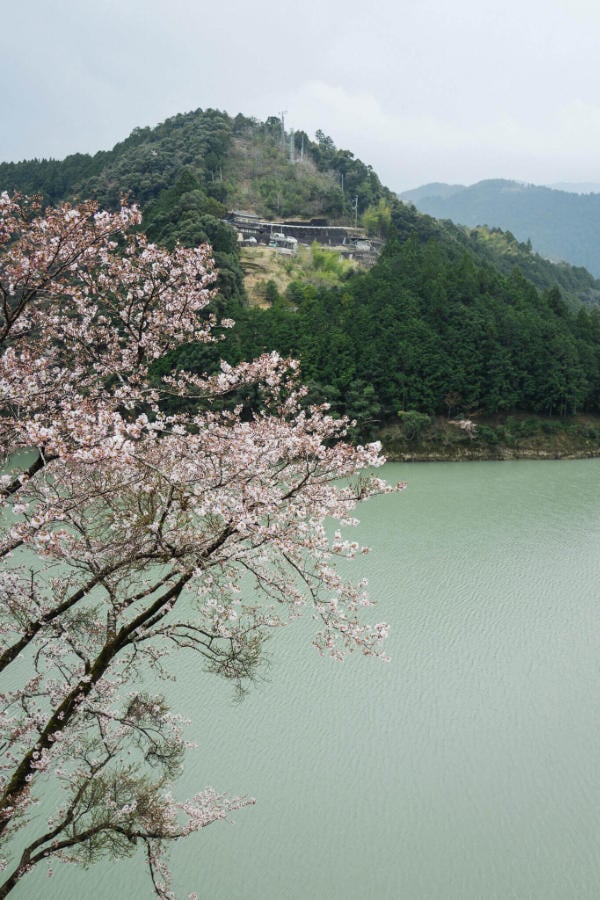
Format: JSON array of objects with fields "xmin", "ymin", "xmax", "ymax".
[{"xmin": 13, "ymin": 460, "xmax": 600, "ymax": 899}]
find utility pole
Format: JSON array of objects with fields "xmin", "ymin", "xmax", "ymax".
[
  {"xmin": 290, "ymin": 129, "xmax": 295, "ymax": 163},
  {"xmin": 278, "ymin": 110, "xmax": 287, "ymax": 149},
  {"xmin": 352, "ymin": 195, "xmax": 359, "ymax": 229}
]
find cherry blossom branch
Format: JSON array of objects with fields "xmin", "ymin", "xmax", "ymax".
[{"xmin": 0, "ymin": 194, "xmax": 399, "ymax": 897}]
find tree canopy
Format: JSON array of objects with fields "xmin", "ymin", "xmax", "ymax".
[
  {"xmin": 220, "ymin": 217, "xmax": 600, "ymax": 434},
  {"xmin": 0, "ymin": 194, "xmax": 396, "ymax": 898}
]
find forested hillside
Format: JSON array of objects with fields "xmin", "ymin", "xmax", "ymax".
[
  {"xmin": 4, "ymin": 109, "xmax": 600, "ymax": 454},
  {"xmin": 0, "ymin": 108, "xmax": 396, "ymax": 305},
  {"xmin": 400, "ymin": 179, "xmax": 600, "ymax": 278},
  {"xmin": 0, "ymin": 108, "xmax": 392, "ymax": 223},
  {"xmin": 195, "ymin": 201, "xmax": 600, "ymax": 437},
  {"xmin": 3, "ymin": 108, "xmax": 599, "ymax": 307}
]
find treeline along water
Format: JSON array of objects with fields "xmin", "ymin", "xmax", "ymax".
[
  {"xmin": 174, "ymin": 225, "xmax": 600, "ymax": 437},
  {"xmin": 16, "ymin": 461, "xmax": 600, "ymax": 899}
]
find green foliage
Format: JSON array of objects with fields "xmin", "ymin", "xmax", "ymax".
[
  {"xmin": 397, "ymin": 410, "xmax": 432, "ymax": 440},
  {"xmin": 142, "ymin": 171, "xmax": 244, "ymax": 303},
  {"xmin": 310, "ymin": 242, "xmax": 349, "ymax": 278},
  {"xmin": 458, "ymin": 224, "xmax": 600, "ymax": 309},
  {"xmin": 264, "ymin": 279, "xmax": 281, "ymax": 305},
  {"xmin": 5, "ymin": 109, "xmax": 600, "ymax": 434},
  {"xmin": 362, "ymin": 199, "xmax": 393, "ymax": 238},
  {"xmin": 473, "ymin": 424, "xmax": 500, "ymax": 445},
  {"xmin": 0, "ymin": 110, "xmax": 393, "ymax": 228},
  {"xmin": 223, "ymin": 215, "xmax": 600, "ymax": 424},
  {"xmin": 402, "ymin": 179, "xmax": 600, "ymax": 280}
]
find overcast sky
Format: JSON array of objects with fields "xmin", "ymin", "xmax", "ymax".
[{"xmin": 3, "ymin": 0, "xmax": 600, "ymax": 192}]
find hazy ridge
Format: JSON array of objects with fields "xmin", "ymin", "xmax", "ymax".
[{"xmin": 399, "ymin": 179, "xmax": 600, "ymax": 277}]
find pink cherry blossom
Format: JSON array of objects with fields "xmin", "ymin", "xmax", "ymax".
[{"xmin": 0, "ymin": 194, "xmax": 403, "ymax": 898}]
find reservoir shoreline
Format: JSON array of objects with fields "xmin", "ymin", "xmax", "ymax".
[
  {"xmin": 385, "ymin": 446, "xmax": 600, "ymax": 462},
  {"xmin": 376, "ymin": 412, "xmax": 600, "ymax": 462}
]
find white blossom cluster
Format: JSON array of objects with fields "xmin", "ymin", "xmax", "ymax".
[{"xmin": 0, "ymin": 194, "xmax": 402, "ymax": 897}]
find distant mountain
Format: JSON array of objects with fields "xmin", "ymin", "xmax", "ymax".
[
  {"xmin": 399, "ymin": 182, "xmax": 466, "ymax": 204},
  {"xmin": 547, "ymin": 183, "xmax": 600, "ymax": 194},
  {"xmin": 399, "ymin": 179, "xmax": 600, "ymax": 277}
]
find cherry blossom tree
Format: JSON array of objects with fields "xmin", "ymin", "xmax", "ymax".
[{"xmin": 0, "ymin": 193, "xmax": 398, "ymax": 898}]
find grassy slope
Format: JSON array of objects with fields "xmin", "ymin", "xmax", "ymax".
[{"xmin": 240, "ymin": 242, "xmax": 373, "ymax": 305}]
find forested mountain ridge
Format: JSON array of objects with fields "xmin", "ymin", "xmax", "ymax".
[
  {"xmin": 4, "ymin": 109, "xmax": 600, "ymax": 455},
  {"xmin": 400, "ymin": 182, "xmax": 467, "ymax": 204},
  {"xmin": 3, "ymin": 109, "xmax": 599, "ymax": 309},
  {"xmin": 388, "ymin": 202, "xmax": 600, "ymax": 310},
  {"xmin": 0, "ymin": 108, "xmax": 392, "ymax": 224},
  {"xmin": 0, "ymin": 108, "xmax": 395, "ymax": 304},
  {"xmin": 399, "ymin": 179, "xmax": 600, "ymax": 278}
]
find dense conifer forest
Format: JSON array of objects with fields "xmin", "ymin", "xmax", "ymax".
[{"xmin": 208, "ymin": 212, "xmax": 600, "ymax": 428}]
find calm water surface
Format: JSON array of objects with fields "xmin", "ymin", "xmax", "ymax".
[{"xmin": 16, "ymin": 461, "xmax": 600, "ymax": 899}]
